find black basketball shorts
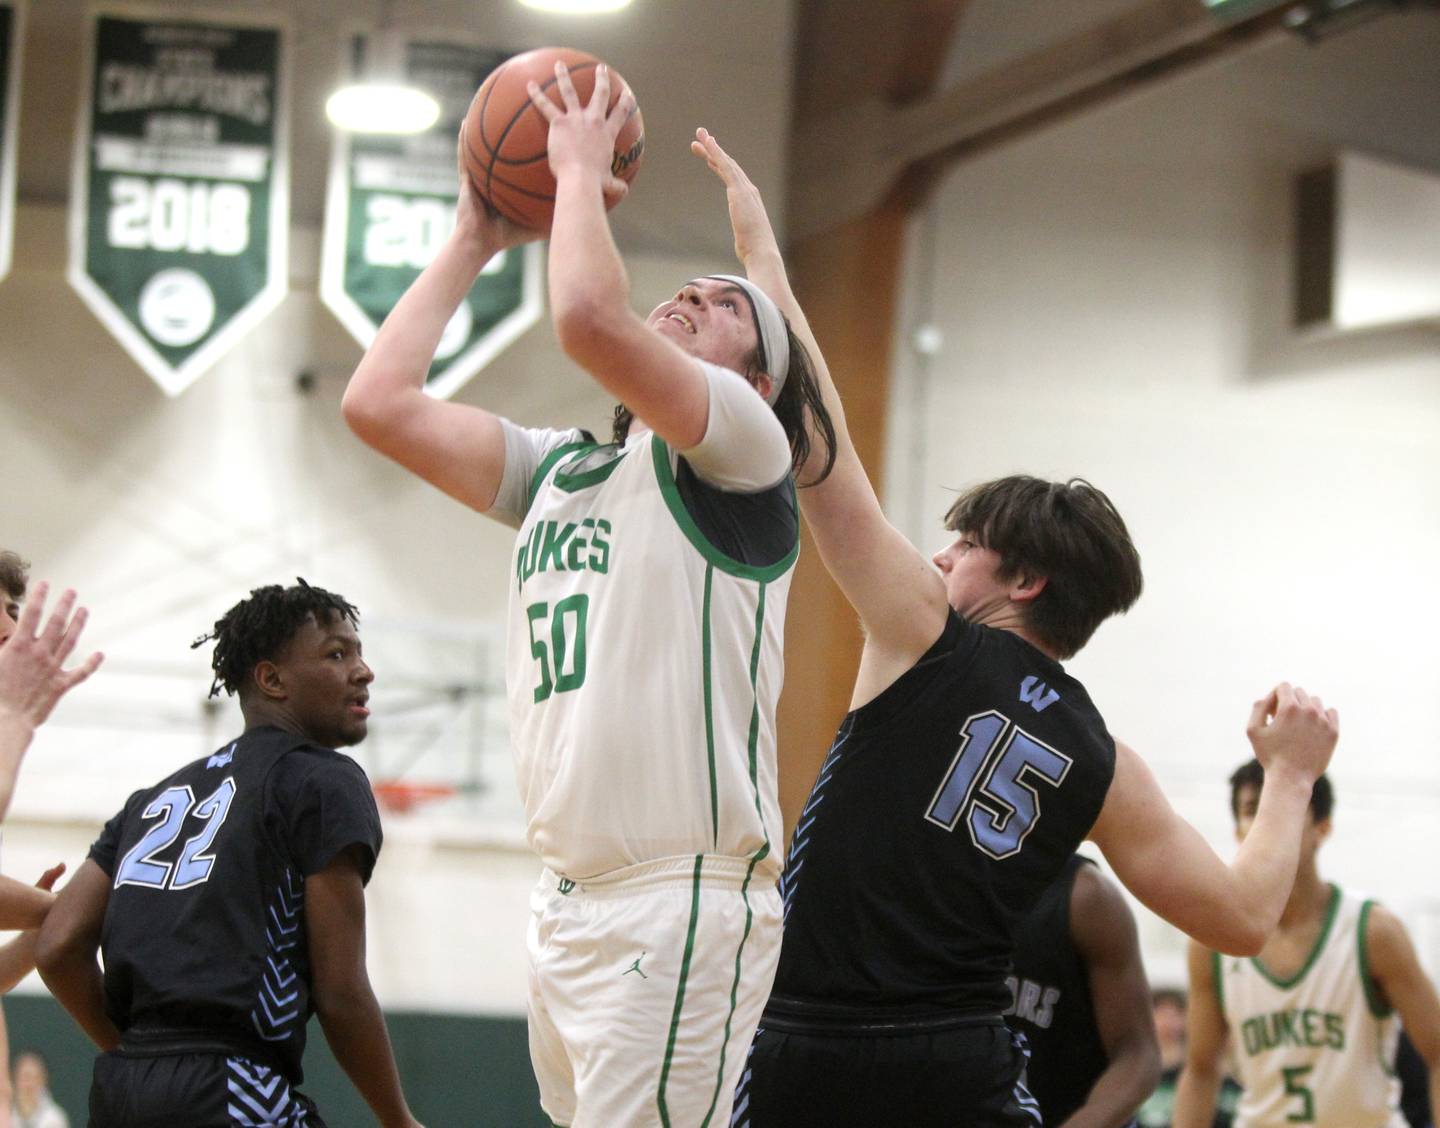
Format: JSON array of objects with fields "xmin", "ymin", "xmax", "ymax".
[
  {"xmin": 89, "ymin": 1050, "xmax": 327, "ymax": 1128},
  {"xmin": 733, "ymin": 1017, "xmax": 1041, "ymax": 1128}
]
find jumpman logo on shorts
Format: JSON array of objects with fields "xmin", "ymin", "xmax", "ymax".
[{"xmin": 623, "ymin": 951, "xmax": 649, "ymax": 979}]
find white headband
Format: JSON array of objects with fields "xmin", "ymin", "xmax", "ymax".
[{"xmin": 703, "ymin": 274, "xmax": 790, "ymax": 405}]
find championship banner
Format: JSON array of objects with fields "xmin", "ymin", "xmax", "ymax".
[
  {"xmin": 68, "ymin": 10, "xmax": 288, "ymax": 396},
  {"xmin": 321, "ymin": 38, "xmax": 541, "ymax": 401},
  {"xmin": 0, "ymin": 0, "xmax": 24, "ymax": 282}
]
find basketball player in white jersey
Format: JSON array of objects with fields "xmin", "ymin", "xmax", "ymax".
[
  {"xmin": 343, "ymin": 65, "xmax": 835, "ymax": 1128},
  {"xmin": 1173, "ymin": 762, "xmax": 1440, "ymax": 1128}
]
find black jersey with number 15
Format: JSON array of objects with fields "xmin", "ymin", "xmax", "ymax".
[
  {"xmin": 88, "ymin": 725, "xmax": 383, "ymax": 1081},
  {"xmin": 771, "ymin": 611, "xmax": 1115, "ymax": 1018}
]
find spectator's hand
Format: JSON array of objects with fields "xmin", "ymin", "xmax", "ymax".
[
  {"xmin": 0, "ymin": 583, "xmax": 103, "ymax": 729},
  {"xmin": 1246, "ymin": 682, "xmax": 1338, "ymax": 783}
]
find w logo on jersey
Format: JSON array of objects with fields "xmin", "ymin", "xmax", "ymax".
[{"xmin": 1019, "ymin": 676, "xmax": 1060, "ymax": 713}]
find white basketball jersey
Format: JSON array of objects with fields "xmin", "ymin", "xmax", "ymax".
[
  {"xmin": 1218, "ymin": 886, "xmax": 1402, "ymax": 1128},
  {"xmin": 506, "ymin": 431, "xmax": 794, "ymax": 882}
]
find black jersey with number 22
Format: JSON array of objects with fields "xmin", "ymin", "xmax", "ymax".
[
  {"xmin": 772, "ymin": 611, "xmax": 1116, "ymax": 1017},
  {"xmin": 88, "ymin": 725, "xmax": 383, "ymax": 1082}
]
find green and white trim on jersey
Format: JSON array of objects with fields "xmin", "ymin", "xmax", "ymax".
[
  {"xmin": 508, "ymin": 431, "xmax": 796, "ymax": 884},
  {"xmin": 1214, "ymin": 885, "xmax": 1403, "ymax": 1128}
]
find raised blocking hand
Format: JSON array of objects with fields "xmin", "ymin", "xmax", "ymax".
[{"xmin": 0, "ymin": 583, "xmax": 103, "ymax": 730}]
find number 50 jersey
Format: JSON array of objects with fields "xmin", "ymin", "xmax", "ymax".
[
  {"xmin": 507, "ymin": 429, "xmax": 796, "ymax": 884},
  {"xmin": 772, "ymin": 611, "xmax": 1115, "ymax": 1017},
  {"xmin": 89, "ymin": 725, "xmax": 383, "ymax": 1081}
]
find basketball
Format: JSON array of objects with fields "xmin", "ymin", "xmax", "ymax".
[{"xmin": 460, "ymin": 47, "xmax": 645, "ymax": 231}]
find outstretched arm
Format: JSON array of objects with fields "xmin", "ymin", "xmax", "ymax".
[
  {"xmin": 1365, "ymin": 905, "xmax": 1440, "ymax": 1121},
  {"xmin": 690, "ymin": 129, "xmax": 947, "ymax": 698},
  {"xmin": 307, "ymin": 847, "xmax": 422, "ymax": 1128},
  {"xmin": 1172, "ymin": 940, "xmax": 1229, "ymax": 1128},
  {"xmin": 1057, "ymin": 864, "xmax": 1161, "ymax": 1128},
  {"xmin": 342, "ymin": 162, "xmax": 538, "ymax": 514},
  {"xmin": 0, "ymin": 584, "xmax": 103, "ymax": 823},
  {"xmin": 35, "ymin": 859, "xmax": 120, "ymax": 1050},
  {"xmin": 528, "ymin": 63, "xmax": 724, "ymax": 453},
  {"xmin": 1092, "ymin": 684, "xmax": 1338, "ymax": 955}
]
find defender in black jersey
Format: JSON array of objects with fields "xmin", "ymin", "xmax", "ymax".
[
  {"xmin": 1005, "ymin": 855, "xmax": 1158, "ymax": 1127},
  {"xmin": 37, "ymin": 582, "xmax": 423, "ymax": 1128},
  {"xmin": 695, "ymin": 137, "xmax": 1341, "ymax": 1127}
]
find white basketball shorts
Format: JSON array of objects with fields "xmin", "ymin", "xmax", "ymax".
[{"xmin": 526, "ymin": 854, "xmax": 782, "ymax": 1128}]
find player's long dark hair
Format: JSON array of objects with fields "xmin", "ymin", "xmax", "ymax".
[
  {"xmin": 193, "ymin": 579, "xmax": 359, "ymax": 698},
  {"xmin": 611, "ymin": 317, "xmax": 838, "ymax": 486}
]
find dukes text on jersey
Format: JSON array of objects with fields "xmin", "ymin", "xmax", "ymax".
[{"xmin": 516, "ymin": 518, "xmax": 612, "ymax": 594}]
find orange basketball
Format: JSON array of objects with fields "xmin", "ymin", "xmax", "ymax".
[{"xmin": 460, "ymin": 47, "xmax": 644, "ymax": 231}]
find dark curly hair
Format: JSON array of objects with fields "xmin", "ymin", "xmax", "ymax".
[{"xmin": 192, "ymin": 579, "xmax": 359, "ymax": 699}]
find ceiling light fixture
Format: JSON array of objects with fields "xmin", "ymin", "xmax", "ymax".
[
  {"xmin": 324, "ymin": 10, "xmax": 441, "ymax": 136},
  {"xmin": 518, "ymin": 0, "xmax": 634, "ymax": 13},
  {"xmin": 325, "ymin": 83, "xmax": 440, "ymax": 134}
]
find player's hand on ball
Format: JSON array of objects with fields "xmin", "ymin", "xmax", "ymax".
[
  {"xmin": 691, "ymin": 127, "xmax": 780, "ymax": 268},
  {"xmin": 452, "ymin": 139, "xmax": 537, "ymax": 254},
  {"xmin": 526, "ymin": 61, "xmax": 631, "ymax": 202},
  {"xmin": 1245, "ymin": 682, "xmax": 1338, "ymax": 781}
]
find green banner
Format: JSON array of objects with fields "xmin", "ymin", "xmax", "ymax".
[
  {"xmin": 67, "ymin": 10, "xmax": 288, "ymax": 396},
  {"xmin": 321, "ymin": 38, "xmax": 541, "ymax": 401},
  {"xmin": 0, "ymin": 1, "xmax": 22, "ymax": 282}
]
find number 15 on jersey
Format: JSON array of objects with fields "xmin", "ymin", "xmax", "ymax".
[{"xmin": 925, "ymin": 710, "xmax": 1072, "ymax": 860}]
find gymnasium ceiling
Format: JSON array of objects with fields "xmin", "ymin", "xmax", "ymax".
[{"xmin": 12, "ymin": 0, "xmax": 1440, "ymax": 259}]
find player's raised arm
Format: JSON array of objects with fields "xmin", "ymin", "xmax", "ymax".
[
  {"xmin": 690, "ymin": 128, "xmax": 949, "ymax": 686},
  {"xmin": 1091, "ymin": 684, "xmax": 1338, "ymax": 955},
  {"xmin": 526, "ymin": 63, "xmax": 719, "ymax": 452},
  {"xmin": 342, "ymin": 166, "xmax": 537, "ymax": 515},
  {"xmin": 0, "ymin": 583, "xmax": 103, "ymax": 822}
]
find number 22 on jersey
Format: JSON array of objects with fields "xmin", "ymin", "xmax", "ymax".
[
  {"xmin": 115, "ymin": 778, "xmax": 238, "ymax": 891},
  {"xmin": 925, "ymin": 710, "xmax": 1071, "ymax": 859}
]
